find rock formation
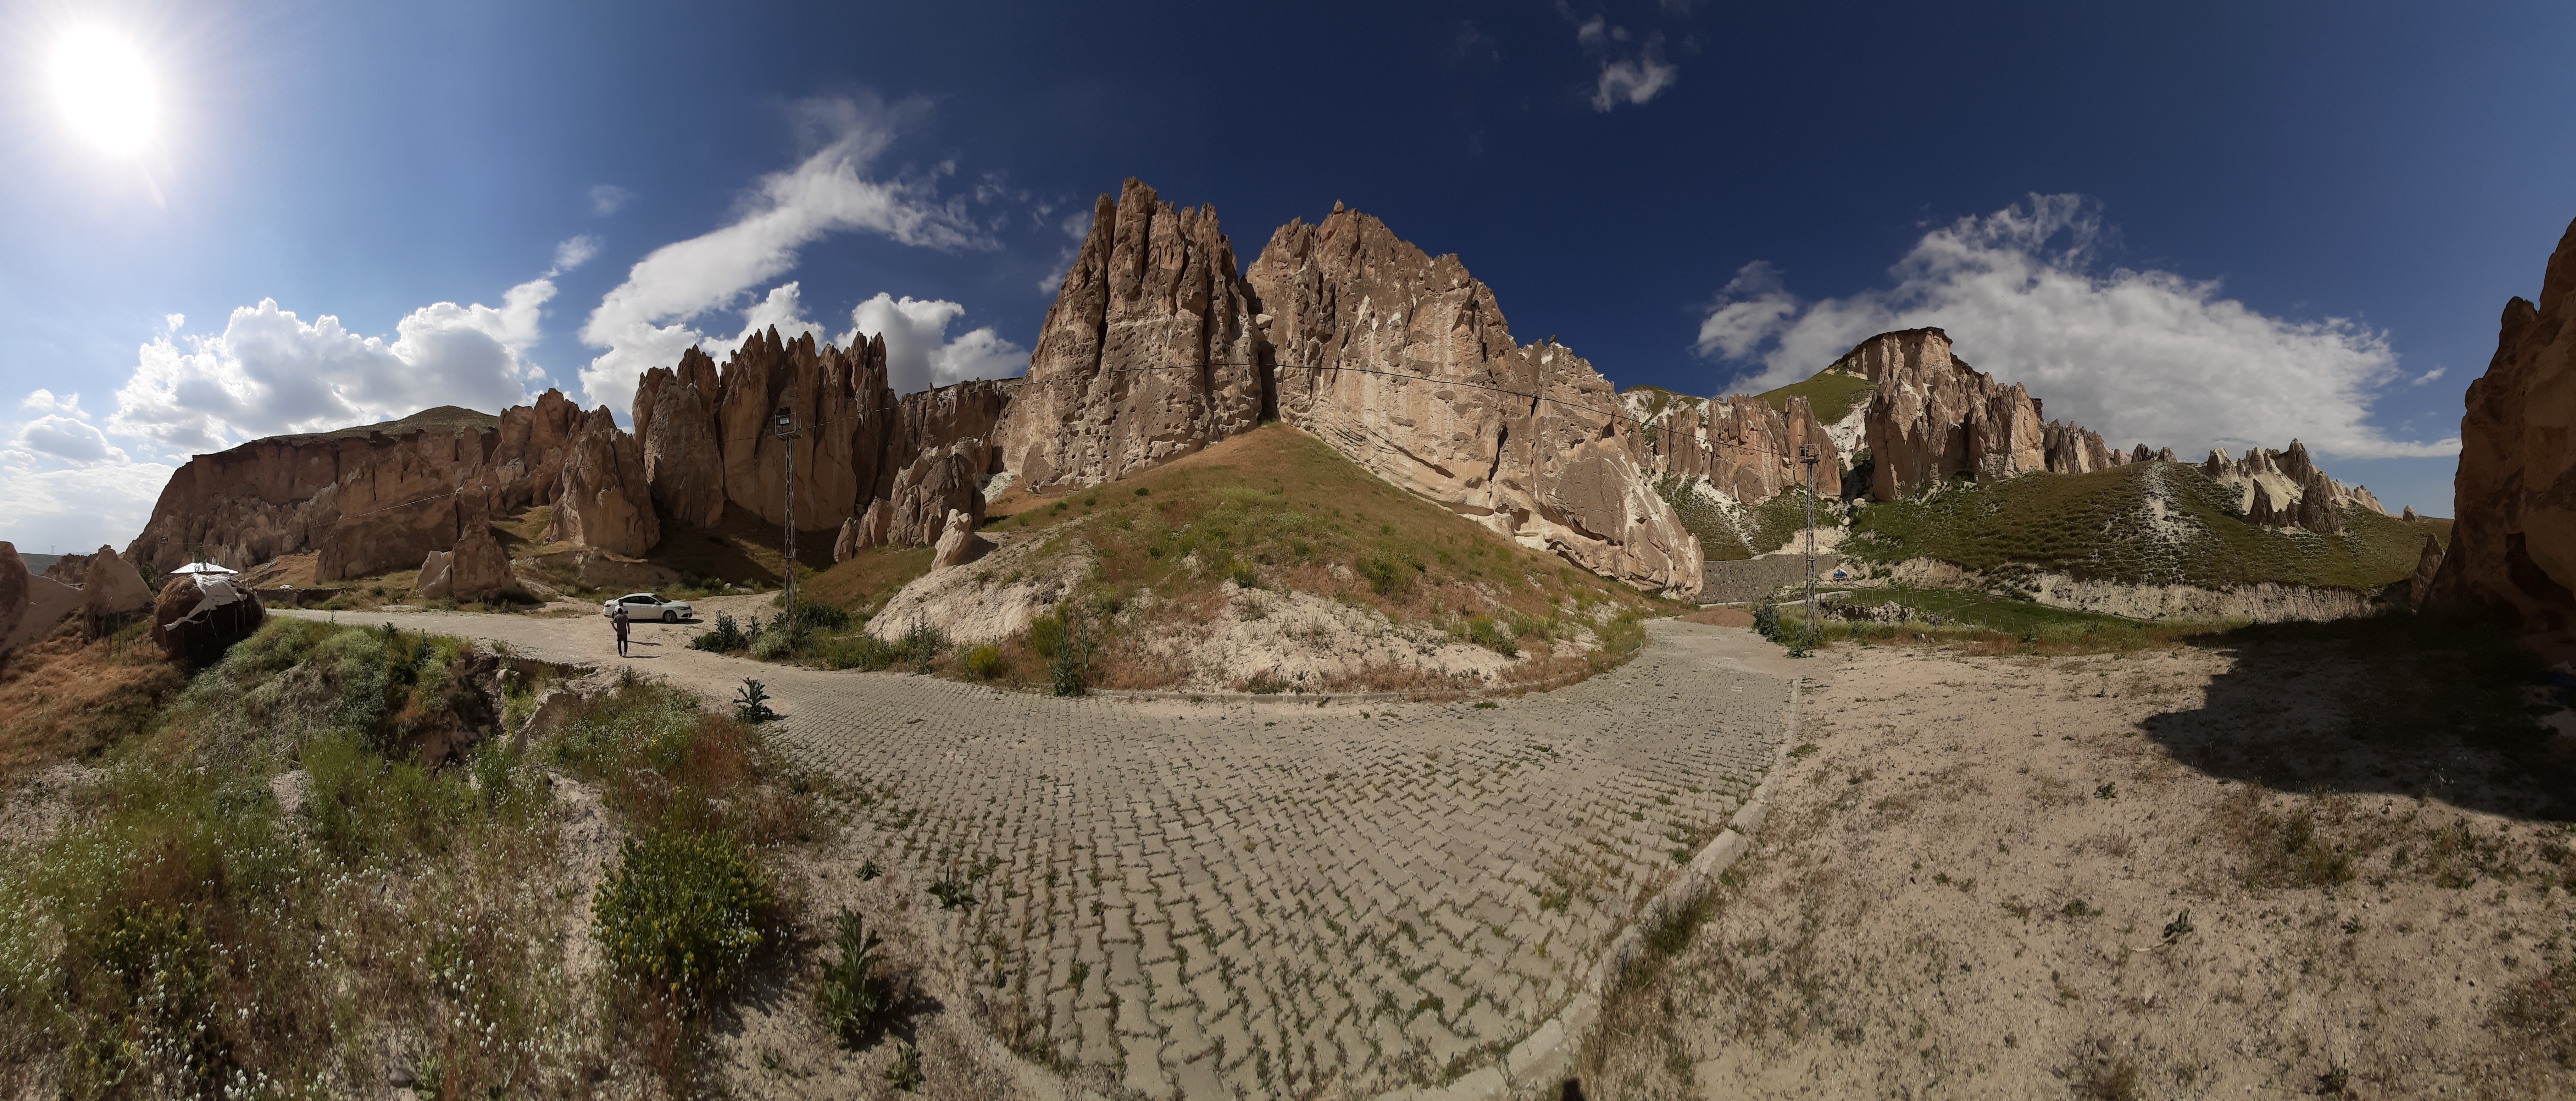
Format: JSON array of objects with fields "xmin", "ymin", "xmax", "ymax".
[
  {"xmin": 632, "ymin": 347, "xmax": 729, "ymax": 529},
  {"xmin": 0, "ymin": 542, "xmax": 85, "ymax": 658},
  {"xmin": 886, "ymin": 380, "xmax": 1011, "ymax": 498},
  {"xmin": 2293, "ymin": 470, "xmax": 2344, "ymax": 535},
  {"xmin": 125, "ymin": 394, "xmax": 606, "ymax": 583},
  {"xmin": 836, "ymin": 500, "xmax": 894, "ymax": 562},
  {"xmin": 2408, "ymin": 535, "xmax": 2445, "ymax": 610},
  {"xmin": 2247, "ymin": 482, "xmax": 2286, "ymax": 527},
  {"xmin": 547, "ymin": 407, "xmax": 659, "ymax": 557},
  {"xmin": 1846, "ymin": 329, "xmax": 2077, "ymax": 498},
  {"xmin": 414, "ymin": 528, "xmax": 526, "ymax": 602},
  {"xmin": 150, "ymin": 572, "xmax": 265, "ymax": 665},
  {"xmin": 930, "ymin": 509, "xmax": 992, "ymax": 570},
  {"xmin": 2201, "ymin": 441, "xmax": 2385, "ymax": 523},
  {"xmin": 884, "ymin": 442, "xmax": 988, "ymax": 548},
  {"xmin": 710, "ymin": 328, "xmax": 888, "ymax": 530},
  {"xmin": 1635, "ymin": 393, "xmax": 1840, "ymax": 503},
  {"xmin": 2430, "ymin": 213, "xmax": 2576, "ymax": 631},
  {"xmin": 1246, "ymin": 201, "xmax": 1702, "ymax": 597},
  {"xmin": 994, "ymin": 178, "xmax": 1266, "ymax": 492}
]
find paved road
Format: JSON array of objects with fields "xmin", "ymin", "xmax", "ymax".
[{"xmin": 287, "ymin": 606, "xmax": 1794, "ymax": 1099}]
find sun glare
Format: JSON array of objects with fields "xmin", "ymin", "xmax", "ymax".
[{"xmin": 50, "ymin": 27, "xmax": 157, "ymax": 156}]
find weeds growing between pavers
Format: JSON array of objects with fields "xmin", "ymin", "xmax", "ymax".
[{"xmin": 0, "ymin": 617, "xmax": 821, "ymax": 1097}]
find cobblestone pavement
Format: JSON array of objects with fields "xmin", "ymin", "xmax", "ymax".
[{"xmin": 285, "ymin": 608, "xmax": 1792, "ymax": 1099}]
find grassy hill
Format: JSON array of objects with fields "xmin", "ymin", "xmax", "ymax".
[
  {"xmin": 1842, "ymin": 461, "xmax": 2450, "ymax": 591},
  {"xmin": 1754, "ymin": 368, "xmax": 1875, "ymax": 424},
  {"xmin": 1655, "ymin": 476, "xmax": 1818, "ymax": 562}
]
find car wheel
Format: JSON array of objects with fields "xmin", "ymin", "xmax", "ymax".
[{"xmin": 664, "ymin": 610, "xmax": 678, "ymax": 624}]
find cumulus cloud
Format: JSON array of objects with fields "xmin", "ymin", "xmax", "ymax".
[
  {"xmin": 1567, "ymin": 10, "xmax": 1677, "ymax": 111},
  {"xmin": 2411, "ymin": 367, "xmax": 2445, "ymax": 386},
  {"xmin": 551, "ymin": 235, "xmax": 601, "ymax": 274},
  {"xmin": 16, "ymin": 415, "xmax": 126, "ymax": 464},
  {"xmin": 1694, "ymin": 194, "xmax": 2455, "ymax": 460},
  {"xmin": 589, "ymin": 184, "xmax": 634, "ymax": 216},
  {"xmin": 577, "ymin": 95, "xmax": 991, "ymax": 415},
  {"xmin": 0, "ymin": 460, "xmax": 174, "ymax": 553},
  {"xmin": 108, "ymin": 276, "xmax": 556, "ymax": 453},
  {"xmin": 842, "ymin": 294, "xmax": 1029, "ymax": 395}
]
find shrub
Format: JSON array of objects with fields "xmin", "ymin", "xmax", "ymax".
[
  {"xmin": 815, "ymin": 909, "xmax": 894, "ymax": 1046},
  {"xmin": 689, "ymin": 612, "xmax": 748, "ymax": 652},
  {"xmin": 1751, "ymin": 601, "xmax": 1781, "ymax": 641},
  {"xmin": 733, "ymin": 679, "xmax": 779, "ymax": 725},
  {"xmin": 1464, "ymin": 614, "xmax": 1519, "ymax": 658},
  {"xmin": 593, "ymin": 830, "xmax": 766, "ymax": 1005},
  {"xmin": 783, "ymin": 599, "xmax": 851, "ymax": 633},
  {"xmin": 1029, "ymin": 614, "xmax": 1064, "ymax": 660},
  {"xmin": 1358, "ymin": 548, "xmax": 1417, "ymax": 598},
  {"xmin": 964, "ymin": 645, "xmax": 1005, "ymax": 680}
]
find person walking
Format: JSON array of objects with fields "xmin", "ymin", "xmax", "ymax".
[{"xmin": 612, "ymin": 602, "xmax": 631, "ymax": 657}]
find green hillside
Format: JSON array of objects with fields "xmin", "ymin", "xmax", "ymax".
[
  {"xmin": 1754, "ymin": 369, "xmax": 1875, "ymax": 424},
  {"xmin": 1841, "ymin": 461, "xmax": 2450, "ymax": 591},
  {"xmin": 1655, "ymin": 475, "xmax": 1817, "ymax": 562}
]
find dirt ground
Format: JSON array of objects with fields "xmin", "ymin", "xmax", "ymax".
[{"xmin": 1584, "ymin": 636, "xmax": 2576, "ymax": 1100}]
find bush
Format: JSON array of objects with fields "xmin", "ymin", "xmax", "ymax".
[
  {"xmin": 816, "ymin": 909, "xmax": 893, "ymax": 1046},
  {"xmin": 593, "ymin": 830, "xmax": 766, "ymax": 1006},
  {"xmin": 964, "ymin": 645, "xmax": 1005, "ymax": 680},
  {"xmin": 782, "ymin": 599, "xmax": 851, "ymax": 633},
  {"xmin": 1028, "ymin": 614, "xmax": 1063, "ymax": 660},
  {"xmin": 1751, "ymin": 601, "xmax": 1781, "ymax": 641},
  {"xmin": 733, "ymin": 679, "xmax": 779, "ymax": 725},
  {"xmin": 689, "ymin": 612, "xmax": 748, "ymax": 652},
  {"xmin": 1358, "ymin": 548, "xmax": 1418, "ymax": 598},
  {"xmin": 750, "ymin": 628, "xmax": 795, "ymax": 660},
  {"xmin": 1464, "ymin": 614, "xmax": 1519, "ymax": 658}
]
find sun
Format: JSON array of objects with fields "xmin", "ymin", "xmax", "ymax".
[{"xmin": 50, "ymin": 27, "xmax": 157, "ymax": 156}]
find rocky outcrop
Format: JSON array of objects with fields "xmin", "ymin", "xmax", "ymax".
[
  {"xmin": 930, "ymin": 509, "xmax": 992, "ymax": 570},
  {"xmin": 547, "ymin": 407, "xmax": 659, "ymax": 557},
  {"xmin": 2430, "ymin": 214, "xmax": 2576, "ymax": 630},
  {"xmin": 836, "ymin": 500, "xmax": 894, "ymax": 561},
  {"xmin": 1, "ymin": 542, "xmax": 85, "ymax": 658},
  {"xmin": 150, "ymin": 572, "xmax": 265, "ymax": 665},
  {"xmin": 1635, "ymin": 393, "xmax": 1841, "ymax": 503},
  {"xmin": 126, "ymin": 395, "xmax": 602, "ymax": 583},
  {"xmin": 994, "ymin": 178, "xmax": 1265, "ymax": 492},
  {"xmin": 2248, "ymin": 482, "xmax": 2286, "ymax": 527},
  {"xmin": 1246, "ymin": 202, "xmax": 1702, "ymax": 597},
  {"xmin": 2408, "ymin": 535, "xmax": 2445, "ymax": 609},
  {"xmin": 1847, "ymin": 329, "xmax": 2069, "ymax": 498},
  {"xmin": 31, "ymin": 545, "xmax": 152, "ymax": 625},
  {"xmin": 413, "ymin": 528, "xmax": 525, "ymax": 602},
  {"xmin": 711, "ymin": 328, "xmax": 892, "ymax": 531},
  {"xmin": 886, "ymin": 380, "xmax": 1011, "ymax": 498},
  {"xmin": 2201, "ymin": 441, "xmax": 2385, "ymax": 523},
  {"xmin": 885, "ymin": 442, "xmax": 988, "ymax": 548},
  {"xmin": 2294, "ymin": 470, "xmax": 2344, "ymax": 534},
  {"xmin": 632, "ymin": 347, "xmax": 729, "ymax": 529}
]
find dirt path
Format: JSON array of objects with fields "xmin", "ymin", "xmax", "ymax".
[
  {"xmin": 284, "ymin": 607, "xmax": 1804, "ymax": 1099},
  {"xmin": 1579, "ymin": 641, "xmax": 2576, "ymax": 1100}
]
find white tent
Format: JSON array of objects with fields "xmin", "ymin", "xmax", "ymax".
[{"xmin": 169, "ymin": 561, "xmax": 238, "ymax": 576}]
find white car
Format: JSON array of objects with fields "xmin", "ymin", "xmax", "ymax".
[{"xmin": 603, "ymin": 592, "xmax": 693, "ymax": 623}]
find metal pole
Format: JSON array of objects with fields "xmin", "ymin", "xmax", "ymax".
[
  {"xmin": 775, "ymin": 406, "xmax": 802, "ymax": 640},
  {"xmin": 1798, "ymin": 444, "xmax": 1819, "ymax": 638}
]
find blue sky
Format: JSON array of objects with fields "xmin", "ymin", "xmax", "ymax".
[{"xmin": 4, "ymin": 0, "xmax": 2571, "ymax": 552}]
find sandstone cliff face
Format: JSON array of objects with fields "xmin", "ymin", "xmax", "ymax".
[
  {"xmin": 126, "ymin": 397, "xmax": 589, "ymax": 583},
  {"xmin": 2200, "ymin": 441, "xmax": 2385, "ymax": 526},
  {"xmin": 414, "ymin": 527, "xmax": 526, "ymax": 602},
  {"xmin": 2431, "ymin": 214, "xmax": 2576, "ymax": 630},
  {"xmin": 1634, "ymin": 392, "xmax": 1841, "ymax": 503},
  {"xmin": 884, "ymin": 442, "xmax": 988, "ymax": 548},
  {"xmin": 711, "ymin": 328, "xmax": 892, "ymax": 530},
  {"xmin": 633, "ymin": 347, "xmax": 729, "ymax": 529},
  {"xmin": 1850, "ymin": 328, "xmax": 2069, "ymax": 499},
  {"xmin": 884, "ymin": 380, "xmax": 1012, "ymax": 498},
  {"xmin": 1245, "ymin": 203, "xmax": 1702, "ymax": 597},
  {"xmin": 994, "ymin": 178, "xmax": 1265, "ymax": 491},
  {"xmin": 547, "ymin": 407, "xmax": 659, "ymax": 557}
]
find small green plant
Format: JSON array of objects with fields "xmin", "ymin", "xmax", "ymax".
[
  {"xmin": 927, "ymin": 877, "xmax": 975, "ymax": 911},
  {"xmin": 857, "ymin": 858, "xmax": 882, "ymax": 882},
  {"xmin": 816, "ymin": 909, "xmax": 893, "ymax": 1046},
  {"xmin": 2161, "ymin": 909, "xmax": 2194, "ymax": 941},
  {"xmin": 2094, "ymin": 782, "xmax": 2118, "ymax": 801},
  {"xmin": 1788, "ymin": 742, "xmax": 1819, "ymax": 759},
  {"xmin": 734, "ymin": 678, "xmax": 780, "ymax": 724},
  {"xmin": 1463, "ymin": 614, "xmax": 1518, "ymax": 657},
  {"xmin": 1358, "ymin": 548, "xmax": 1417, "ymax": 598},
  {"xmin": 1135, "ymin": 486, "xmax": 1149, "ymax": 496},
  {"xmin": 592, "ymin": 830, "xmax": 767, "ymax": 1006},
  {"xmin": 1751, "ymin": 601, "xmax": 1781, "ymax": 640},
  {"xmin": 886, "ymin": 1040, "xmax": 924, "ymax": 1091},
  {"xmin": 964, "ymin": 644, "xmax": 1005, "ymax": 679}
]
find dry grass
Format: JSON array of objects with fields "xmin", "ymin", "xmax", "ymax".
[{"xmin": 0, "ymin": 617, "xmax": 181, "ymax": 781}]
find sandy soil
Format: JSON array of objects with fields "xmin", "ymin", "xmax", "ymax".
[{"xmin": 1584, "ymin": 640, "xmax": 2576, "ymax": 1100}]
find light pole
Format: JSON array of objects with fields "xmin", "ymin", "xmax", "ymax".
[
  {"xmin": 1797, "ymin": 443, "xmax": 1820, "ymax": 639},
  {"xmin": 774, "ymin": 405, "xmax": 802, "ymax": 641}
]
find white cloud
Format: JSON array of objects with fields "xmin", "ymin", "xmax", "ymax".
[
  {"xmin": 108, "ymin": 276, "xmax": 556, "ymax": 453},
  {"xmin": 589, "ymin": 184, "xmax": 634, "ymax": 216},
  {"xmin": 0, "ymin": 460, "xmax": 173, "ymax": 554},
  {"xmin": 1568, "ymin": 11, "xmax": 1676, "ymax": 111},
  {"xmin": 1694, "ymin": 194, "xmax": 2456, "ymax": 460},
  {"xmin": 551, "ymin": 235, "xmax": 601, "ymax": 274},
  {"xmin": 577, "ymin": 95, "xmax": 991, "ymax": 416},
  {"xmin": 15, "ymin": 415, "xmax": 126, "ymax": 464},
  {"xmin": 842, "ymin": 293, "xmax": 1029, "ymax": 395},
  {"xmin": 2411, "ymin": 366, "xmax": 2445, "ymax": 386},
  {"xmin": 21, "ymin": 389, "xmax": 79, "ymax": 414}
]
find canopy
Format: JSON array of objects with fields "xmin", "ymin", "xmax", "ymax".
[{"xmin": 169, "ymin": 561, "xmax": 238, "ymax": 576}]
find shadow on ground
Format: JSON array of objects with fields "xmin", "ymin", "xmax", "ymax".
[{"xmin": 2139, "ymin": 610, "xmax": 2576, "ymax": 821}]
